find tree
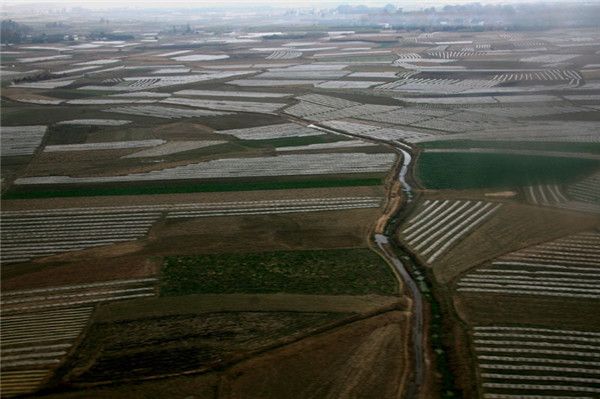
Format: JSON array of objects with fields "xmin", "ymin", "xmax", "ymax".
[{"xmin": 1, "ymin": 19, "xmax": 32, "ymax": 44}]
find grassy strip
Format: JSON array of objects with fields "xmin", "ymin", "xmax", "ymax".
[
  {"xmin": 240, "ymin": 134, "xmax": 347, "ymax": 148},
  {"xmin": 418, "ymin": 140, "xmax": 600, "ymax": 154},
  {"xmin": 160, "ymin": 249, "xmax": 397, "ymax": 296},
  {"xmin": 2, "ymin": 178, "xmax": 382, "ymax": 199},
  {"xmin": 417, "ymin": 152, "xmax": 599, "ymax": 190}
]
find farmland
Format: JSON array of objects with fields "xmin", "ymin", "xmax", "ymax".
[
  {"xmin": 1, "ymin": 4, "xmax": 600, "ymax": 398},
  {"xmin": 160, "ymin": 249, "xmax": 398, "ymax": 296},
  {"xmin": 416, "ymin": 152, "xmax": 600, "ymax": 190}
]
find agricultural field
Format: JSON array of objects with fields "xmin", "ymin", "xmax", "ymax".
[
  {"xmin": 1, "ymin": 8, "xmax": 600, "ymax": 398},
  {"xmin": 160, "ymin": 249, "xmax": 398, "ymax": 296}
]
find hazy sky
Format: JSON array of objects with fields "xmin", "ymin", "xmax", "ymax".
[
  {"xmin": 0, "ymin": 0, "xmax": 600, "ymax": 10},
  {"xmin": 3, "ymin": 0, "xmax": 583, "ymax": 8}
]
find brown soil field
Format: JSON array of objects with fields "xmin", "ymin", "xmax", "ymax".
[
  {"xmin": 58, "ymin": 311, "xmax": 350, "ymax": 384},
  {"xmin": 148, "ymin": 208, "xmax": 379, "ymax": 255},
  {"xmin": 94, "ymin": 293, "xmax": 408, "ymax": 323},
  {"xmin": 20, "ymin": 143, "xmax": 261, "ymax": 178},
  {"xmin": 1, "ymin": 252, "xmax": 158, "ymax": 291},
  {"xmin": 36, "ymin": 297, "xmax": 408, "ymax": 399},
  {"xmin": 455, "ymin": 293, "xmax": 600, "ymax": 331},
  {"xmin": 38, "ymin": 372, "xmax": 219, "ymax": 399},
  {"xmin": 3, "ymin": 93, "xmax": 64, "ymax": 103},
  {"xmin": 430, "ymin": 204, "xmax": 598, "ymax": 284},
  {"xmin": 219, "ymin": 310, "xmax": 411, "ymax": 399}
]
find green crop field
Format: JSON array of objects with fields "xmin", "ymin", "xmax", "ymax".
[
  {"xmin": 2, "ymin": 178, "xmax": 384, "ymax": 199},
  {"xmin": 418, "ymin": 140, "xmax": 600, "ymax": 154},
  {"xmin": 160, "ymin": 249, "xmax": 397, "ymax": 296},
  {"xmin": 416, "ymin": 152, "xmax": 600, "ymax": 190},
  {"xmin": 239, "ymin": 134, "xmax": 348, "ymax": 149}
]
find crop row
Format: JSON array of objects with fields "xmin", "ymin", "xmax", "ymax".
[
  {"xmin": 228, "ymin": 78, "xmax": 325, "ymax": 87},
  {"xmin": 401, "ymin": 200, "xmax": 503, "ymax": 263},
  {"xmin": 266, "ymin": 50, "xmax": 302, "ymax": 59},
  {"xmin": 79, "ymin": 70, "xmax": 252, "ymax": 92},
  {"xmin": 409, "ymin": 116, "xmax": 504, "ymax": 133},
  {"xmin": 165, "ymin": 197, "xmax": 382, "ymax": 219},
  {"xmin": 162, "ymin": 97, "xmax": 286, "ymax": 114},
  {"xmin": 315, "ymin": 80, "xmax": 384, "ymax": 89},
  {"xmin": 1, "ymin": 126, "xmax": 47, "ymax": 157},
  {"xmin": 393, "ymin": 53, "xmax": 422, "ymax": 60},
  {"xmin": 377, "ymin": 78, "xmax": 499, "ymax": 94},
  {"xmin": 0, "ymin": 307, "xmax": 94, "ymax": 397},
  {"xmin": 520, "ymin": 54, "xmax": 578, "ymax": 63},
  {"xmin": 349, "ymin": 71, "xmax": 398, "ymax": 78},
  {"xmin": 122, "ymin": 140, "xmax": 227, "ymax": 158},
  {"xmin": 512, "ymin": 40, "xmax": 546, "ymax": 48},
  {"xmin": 426, "ymin": 51, "xmax": 487, "ymax": 58},
  {"xmin": 57, "ymin": 119, "xmax": 132, "ymax": 126},
  {"xmin": 215, "ymin": 123, "xmax": 324, "ymax": 140},
  {"xmin": 1, "ymin": 211, "xmax": 161, "ymax": 263},
  {"xmin": 525, "ymin": 183, "xmax": 600, "ymax": 214},
  {"xmin": 473, "ymin": 324, "xmax": 600, "ymax": 398},
  {"xmin": 2, "ymin": 306, "xmax": 93, "ymax": 346},
  {"xmin": 1, "ymin": 277, "xmax": 157, "ymax": 314},
  {"xmin": 322, "ymin": 120, "xmax": 434, "ymax": 142},
  {"xmin": 151, "ymin": 68, "xmax": 191, "ymax": 74},
  {"xmin": 174, "ymin": 89, "xmax": 291, "ymax": 98},
  {"xmin": 358, "ymin": 106, "xmax": 451, "ymax": 125},
  {"xmin": 525, "ymin": 184, "xmax": 568, "ymax": 205},
  {"xmin": 0, "ymin": 370, "xmax": 50, "ymax": 398},
  {"xmin": 492, "ymin": 70, "xmax": 581, "ymax": 82},
  {"xmin": 276, "ymin": 139, "xmax": 374, "ymax": 152},
  {"xmin": 12, "ymin": 79, "xmax": 75, "ymax": 89},
  {"xmin": 285, "ymin": 102, "xmax": 396, "ymax": 122},
  {"xmin": 296, "ymin": 94, "xmax": 360, "ymax": 109},
  {"xmin": 110, "ymin": 91, "xmax": 170, "ymax": 98},
  {"xmin": 66, "ymin": 99, "xmax": 156, "ymax": 105},
  {"xmin": 457, "ymin": 231, "xmax": 600, "ymax": 299},
  {"xmin": 566, "ymin": 171, "xmax": 600, "ymax": 204},
  {"xmin": 2, "ymin": 196, "xmax": 381, "ymax": 217},
  {"xmin": 103, "ymin": 105, "xmax": 233, "ymax": 119},
  {"xmin": 256, "ymin": 70, "xmax": 350, "ymax": 80},
  {"xmin": 16, "ymin": 54, "xmax": 72, "ymax": 63},
  {"xmin": 15, "ymin": 152, "xmax": 396, "ymax": 186},
  {"xmin": 44, "ymin": 139, "xmax": 166, "ymax": 153}
]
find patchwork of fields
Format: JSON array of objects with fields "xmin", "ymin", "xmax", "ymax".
[{"xmin": 2, "ymin": 17, "xmax": 600, "ymax": 399}]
